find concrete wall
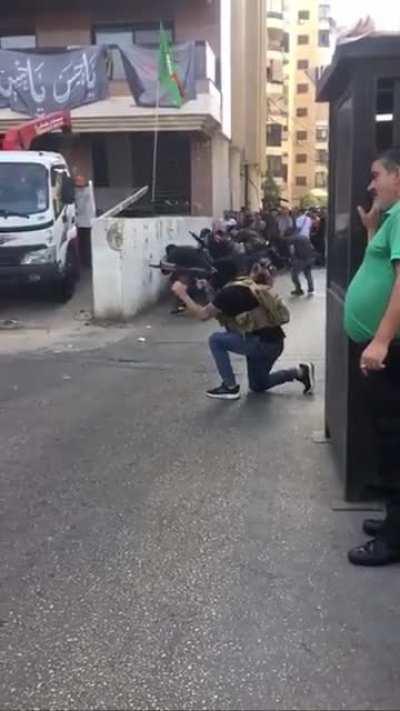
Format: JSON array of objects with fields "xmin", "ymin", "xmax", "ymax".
[
  {"xmin": 219, "ymin": 0, "xmax": 232, "ymax": 140},
  {"xmin": 230, "ymin": 0, "xmax": 247, "ymax": 152},
  {"xmin": 191, "ymin": 135, "xmax": 213, "ymax": 216},
  {"xmin": 230, "ymin": 0, "xmax": 266, "ymax": 208},
  {"xmin": 92, "ymin": 216, "xmax": 212, "ymax": 320},
  {"xmin": 211, "ymin": 133, "xmax": 231, "ymax": 217},
  {"xmin": 244, "ymin": 0, "xmax": 267, "ymax": 172},
  {"xmin": 247, "ymin": 164, "xmax": 263, "ymax": 212},
  {"xmin": 230, "ymin": 146, "xmax": 243, "ymax": 210}
]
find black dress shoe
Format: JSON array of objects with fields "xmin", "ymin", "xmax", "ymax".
[
  {"xmin": 348, "ymin": 538, "xmax": 400, "ymax": 566},
  {"xmin": 363, "ymin": 518, "xmax": 385, "ymax": 536}
]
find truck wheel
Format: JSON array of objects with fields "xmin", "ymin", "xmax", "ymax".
[{"xmin": 54, "ymin": 246, "xmax": 80, "ymax": 303}]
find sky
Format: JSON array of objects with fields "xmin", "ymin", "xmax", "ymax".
[{"xmin": 331, "ymin": 0, "xmax": 400, "ymax": 31}]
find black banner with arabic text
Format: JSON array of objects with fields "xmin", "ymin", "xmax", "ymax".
[{"xmin": 0, "ymin": 47, "xmax": 108, "ymax": 116}]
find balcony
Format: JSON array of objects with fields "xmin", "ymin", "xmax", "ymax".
[
  {"xmin": 0, "ymin": 41, "xmax": 222, "ymax": 135},
  {"xmin": 267, "ymin": 12, "xmax": 285, "ymax": 31}
]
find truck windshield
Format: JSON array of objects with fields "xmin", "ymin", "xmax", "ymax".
[{"xmin": 0, "ymin": 163, "xmax": 49, "ymax": 217}]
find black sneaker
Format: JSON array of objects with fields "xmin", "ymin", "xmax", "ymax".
[
  {"xmin": 298, "ymin": 362, "xmax": 315, "ymax": 395},
  {"xmin": 206, "ymin": 383, "xmax": 241, "ymax": 400},
  {"xmin": 348, "ymin": 538, "xmax": 400, "ymax": 566},
  {"xmin": 363, "ymin": 518, "xmax": 385, "ymax": 537},
  {"xmin": 291, "ymin": 289, "xmax": 304, "ymax": 296}
]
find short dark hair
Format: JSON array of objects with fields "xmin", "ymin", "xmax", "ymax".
[{"xmin": 378, "ymin": 147, "xmax": 400, "ymax": 172}]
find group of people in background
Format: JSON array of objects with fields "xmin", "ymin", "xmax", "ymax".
[
  {"xmin": 195, "ymin": 203, "xmax": 327, "ymax": 297},
  {"xmin": 165, "ymin": 201, "xmax": 324, "ymax": 400}
]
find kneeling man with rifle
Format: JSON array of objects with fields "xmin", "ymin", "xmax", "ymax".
[{"xmin": 171, "ymin": 258, "xmax": 315, "ymax": 400}]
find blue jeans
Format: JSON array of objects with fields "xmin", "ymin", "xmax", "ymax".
[{"xmin": 209, "ymin": 331, "xmax": 299, "ymax": 392}]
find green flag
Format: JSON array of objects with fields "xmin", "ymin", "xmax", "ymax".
[{"xmin": 158, "ymin": 23, "xmax": 183, "ymax": 108}]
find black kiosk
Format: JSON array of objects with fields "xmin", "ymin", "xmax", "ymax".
[{"xmin": 317, "ymin": 35, "xmax": 400, "ymax": 501}]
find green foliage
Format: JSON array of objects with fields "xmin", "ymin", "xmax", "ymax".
[
  {"xmin": 262, "ymin": 173, "xmax": 281, "ymax": 208},
  {"xmin": 299, "ymin": 191, "xmax": 328, "ymax": 209}
]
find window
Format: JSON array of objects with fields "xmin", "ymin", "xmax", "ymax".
[
  {"xmin": 315, "ymin": 171, "xmax": 328, "ymax": 188},
  {"xmin": 134, "ymin": 27, "xmax": 172, "ymax": 45},
  {"xmin": 316, "ymin": 149, "xmax": 328, "ymax": 164},
  {"xmin": 51, "ymin": 167, "xmax": 67, "ymax": 219},
  {"xmin": 319, "ymin": 30, "xmax": 330, "ymax": 47},
  {"xmin": 0, "ymin": 34, "xmax": 36, "ymax": 49},
  {"xmin": 267, "ymin": 59, "xmax": 283, "ymax": 83},
  {"xmin": 316, "ymin": 127, "xmax": 329, "ymax": 142},
  {"xmin": 298, "ymin": 35, "xmax": 309, "ymax": 45},
  {"xmin": 0, "ymin": 163, "xmax": 49, "ymax": 217},
  {"xmin": 268, "ymin": 27, "xmax": 284, "ymax": 51},
  {"xmin": 95, "ymin": 27, "xmax": 132, "ymax": 80},
  {"xmin": 297, "ymin": 59, "xmax": 309, "ymax": 69},
  {"xmin": 296, "ymin": 176, "xmax": 307, "ymax": 186},
  {"xmin": 319, "ymin": 4, "xmax": 331, "ymax": 20},
  {"xmin": 94, "ymin": 22, "xmax": 173, "ymax": 80},
  {"xmin": 267, "ymin": 123, "xmax": 283, "ymax": 147},
  {"xmin": 296, "ymin": 154, "xmax": 307, "ymax": 164},
  {"xmin": 282, "ymin": 164, "xmax": 288, "ymax": 182},
  {"xmin": 297, "ymin": 130, "xmax": 308, "ymax": 141},
  {"xmin": 297, "ymin": 107, "xmax": 308, "ymax": 117},
  {"xmin": 297, "ymin": 83, "xmax": 309, "ymax": 94},
  {"xmin": 267, "ymin": 155, "xmax": 282, "ymax": 178},
  {"xmin": 298, "ymin": 10, "xmax": 310, "ymax": 20}
]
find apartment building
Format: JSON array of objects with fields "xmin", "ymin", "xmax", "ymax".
[
  {"xmin": 286, "ymin": 0, "xmax": 332, "ymax": 205},
  {"xmin": 265, "ymin": 0, "xmax": 289, "ymax": 201},
  {"xmin": 0, "ymin": 0, "xmax": 266, "ymax": 216},
  {"xmin": 265, "ymin": 0, "xmax": 332, "ymax": 206}
]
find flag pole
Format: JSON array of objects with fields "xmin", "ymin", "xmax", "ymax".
[{"xmin": 151, "ymin": 28, "xmax": 162, "ymax": 206}]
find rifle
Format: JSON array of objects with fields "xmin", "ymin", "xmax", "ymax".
[
  {"xmin": 150, "ymin": 260, "xmax": 216, "ymax": 281},
  {"xmin": 189, "ymin": 230, "xmax": 209, "ymax": 249}
]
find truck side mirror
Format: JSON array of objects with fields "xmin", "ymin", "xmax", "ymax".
[{"xmin": 61, "ymin": 175, "xmax": 75, "ymax": 205}]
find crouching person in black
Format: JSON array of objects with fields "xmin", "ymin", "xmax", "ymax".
[{"xmin": 171, "ymin": 258, "xmax": 315, "ymax": 400}]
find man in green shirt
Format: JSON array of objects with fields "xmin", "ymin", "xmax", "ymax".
[{"xmin": 344, "ymin": 147, "xmax": 400, "ymax": 566}]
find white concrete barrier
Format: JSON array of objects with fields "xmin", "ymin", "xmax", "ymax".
[{"xmin": 92, "ymin": 215, "xmax": 212, "ymax": 320}]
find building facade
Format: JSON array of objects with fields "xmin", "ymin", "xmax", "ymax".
[
  {"xmin": 266, "ymin": 0, "xmax": 290, "ymax": 202},
  {"xmin": 265, "ymin": 0, "xmax": 332, "ymax": 206},
  {"xmin": 0, "ymin": 0, "xmax": 266, "ymax": 216},
  {"xmin": 287, "ymin": 0, "xmax": 332, "ymax": 205}
]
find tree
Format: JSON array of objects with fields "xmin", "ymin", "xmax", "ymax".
[
  {"xmin": 299, "ymin": 191, "xmax": 327, "ymax": 209},
  {"xmin": 262, "ymin": 173, "xmax": 281, "ymax": 209}
]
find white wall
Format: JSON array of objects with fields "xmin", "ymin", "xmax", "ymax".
[
  {"xmin": 92, "ymin": 216, "xmax": 212, "ymax": 320},
  {"xmin": 220, "ymin": 0, "xmax": 232, "ymax": 139},
  {"xmin": 229, "ymin": 146, "xmax": 243, "ymax": 210},
  {"xmin": 212, "ymin": 132, "xmax": 231, "ymax": 217},
  {"xmin": 247, "ymin": 164, "xmax": 262, "ymax": 211}
]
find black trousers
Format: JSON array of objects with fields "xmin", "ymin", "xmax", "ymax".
[
  {"xmin": 78, "ymin": 227, "xmax": 92, "ymax": 268},
  {"xmin": 357, "ymin": 343, "xmax": 400, "ymax": 544}
]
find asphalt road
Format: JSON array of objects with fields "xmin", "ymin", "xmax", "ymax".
[{"xmin": 2, "ymin": 272, "xmax": 400, "ymax": 710}]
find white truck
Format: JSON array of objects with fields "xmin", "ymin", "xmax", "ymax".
[{"xmin": 0, "ymin": 113, "xmax": 80, "ymax": 302}]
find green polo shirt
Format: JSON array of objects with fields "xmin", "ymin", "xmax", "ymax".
[{"xmin": 344, "ymin": 201, "xmax": 400, "ymax": 343}]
